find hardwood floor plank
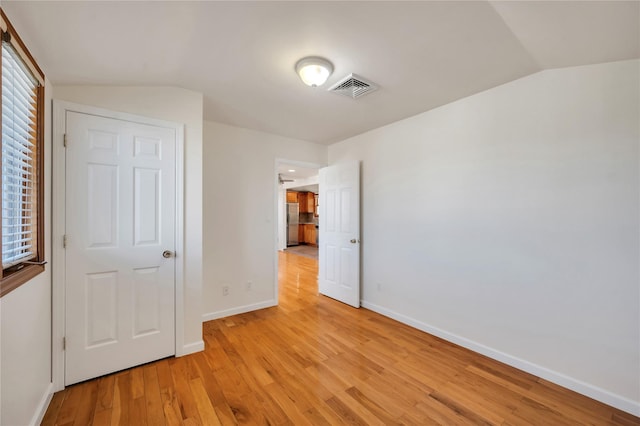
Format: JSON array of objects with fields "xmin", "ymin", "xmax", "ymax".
[
  {"xmin": 324, "ymin": 395, "xmax": 372, "ymax": 426},
  {"xmin": 130, "ymin": 366, "xmax": 145, "ymax": 399},
  {"xmin": 189, "ymin": 352, "xmax": 227, "ymax": 407},
  {"xmin": 506, "ymin": 395, "xmax": 583, "ymax": 426},
  {"xmin": 301, "ymin": 406, "xmax": 333, "ymax": 425},
  {"xmin": 263, "ymin": 382, "xmax": 314, "ymax": 425},
  {"xmin": 41, "ymin": 388, "xmax": 67, "ymax": 426},
  {"xmin": 188, "ymin": 377, "xmax": 222, "ymax": 426},
  {"xmin": 614, "ymin": 411, "xmax": 640, "ymax": 426},
  {"xmin": 454, "ymin": 369, "xmax": 524, "ymax": 414},
  {"xmin": 143, "ymin": 364, "xmax": 166, "ymax": 426},
  {"xmin": 160, "ymin": 388, "xmax": 184, "ymax": 426},
  {"xmin": 40, "ymin": 251, "xmax": 640, "ymax": 426},
  {"xmin": 304, "ymin": 363, "xmax": 352, "ymax": 397},
  {"xmin": 92, "ymin": 408, "xmax": 112, "ymax": 426},
  {"xmin": 414, "ymin": 397, "xmax": 482, "ymax": 426},
  {"xmin": 55, "ymin": 382, "xmax": 86, "ymax": 425},
  {"xmin": 245, "ymin": 386, "xmax": 293, "ymax": 425},
  {"xmin": 111, "ymin": 372, "xmax": 131, "ymax": 425},
  {"xmin": 128, "ymin": 395, "xmax": 148, "ymax": 426},
  {"xmin": 428, "ymin": 392, "xmax": 495, "ymax": 426},
  {"xmin": 94, "ymin": 374, "xmax": 115, "ymax": 412},
  {"xmin": 156, "ymin": 358, "xmax": 175, "ymax": 390},
  {"xmin": 353, "ymin": 370, "xmax": 428, "ymax": 418},
  {"xmin": 344, "ymin": 386, "xmax": 400, "ymax": 425},
  {"xmin": 437, "ymin": 381, "xmax": 508, "ymax": 424},
  {"xmin": 72, "ymin": 380, "xmax": 99, "ymax": 426},
  {"xmin": 170, "ymin": 356, "xmax": 203, "ymax": 424},
  {"xmin": 209, "ymin": 403, "xmax": 237, "ymax": 426}
]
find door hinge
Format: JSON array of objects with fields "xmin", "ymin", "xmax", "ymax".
[
  {"xmin": 63, "ymin": 235, "xmax": 67, "ymax": 249},
  {"xmin": 62, "ymin": 337, "xmax": 66, "ymax": 351},
  {"xmin": 63, "ymin": 133, "xmax": 67, "ymax": 148}
]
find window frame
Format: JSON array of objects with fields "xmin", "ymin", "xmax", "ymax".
[{"xmin": 0, "ymin": 8, "xmax": 45, "ymax": 297}]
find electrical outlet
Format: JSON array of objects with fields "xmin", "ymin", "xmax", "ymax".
[
  {"xmin": 246, "ymin": 281, "xmax": 252, "ymax": 291},
  {"xmin": 222, "ymin": 286, "xmax": 229, "ymax": 296}
]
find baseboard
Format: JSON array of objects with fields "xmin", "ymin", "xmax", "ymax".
[
  {"xmin": 361, "ymin": 300, "xmax": 640, "ymax": 416},
  {"xmin": 30, "ymin": 382, "xmax": 54, "ymax": 426},
  {"xmin": 202, "ymin": 299, "xmax": 277, "ymax": 322},
  {"xmin": 177, "ymin": 340, "xmax": 205, "ymax": 357}
]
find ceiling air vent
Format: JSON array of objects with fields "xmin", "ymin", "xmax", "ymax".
[{"xmin": 328, "ymin": 73, "xmax": 379, "ymax": 99}]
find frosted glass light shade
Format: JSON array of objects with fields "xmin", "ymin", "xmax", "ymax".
[{"xmin": 295, "ymin": 57, "xmax": 333, "ymax": 87}]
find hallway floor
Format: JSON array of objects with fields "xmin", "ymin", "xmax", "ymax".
[{"xmin": 283, "ymin": 244, "xmax": 318, "ymax": 260}]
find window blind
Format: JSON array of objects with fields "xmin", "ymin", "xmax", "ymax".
[{"xmin": 1, "ymin": 39, "xmax": 39, "ymax": 268}]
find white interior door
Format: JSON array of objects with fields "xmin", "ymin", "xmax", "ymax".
[
  {"xmin": 318, "ymin": 161, "xmax": 361, "ymax": 307},
  {"xmin": 65, "ymin": 111, "xmax": 176, "ymax": 385}
]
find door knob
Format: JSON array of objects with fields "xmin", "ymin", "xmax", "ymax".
[
  {"xmin": 350, "ymin": 239, "xmax": 359, "ymax": 244},
  {"xmin": 162, "ymin": 250, "xmax": 174, "ymax": 258}
]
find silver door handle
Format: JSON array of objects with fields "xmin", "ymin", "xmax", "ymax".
[
  {"xmin": 162, "ymin": 250, "xmax": 175, "ymax": 258},
  {"xmin": 350, "ymin": 239, "xmax": 360, "ymax": 244}
]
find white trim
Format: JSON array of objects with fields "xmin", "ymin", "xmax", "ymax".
[
  {"xmin": 361, "ymin": 300, "xmax": 640, "ymax": 417},
  {"xmin": 29, "ymin": 382, "xmax": 53, "ymax": 426},
  {"xmin": 174, "ymin": 124, "xmax": 186, "ymax": 357},
  {"xmin": 202, "ymin": 300, "xmax": 277, "ymax": 322},
  {"xmin": 51, "ymin": 101, "xmax": 66, "ymax": 391},
  {"xmin": 179, "ymin": 340, "xmax": 205, "ymax": 357},
  {"xmin": 51, "ymin": 100, "xmax": 186, "ymax": 390}
]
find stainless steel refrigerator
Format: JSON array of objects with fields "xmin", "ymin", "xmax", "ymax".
[{"xmin": 286, "ymin": 203, "xmax": 299, "ymax": 246}]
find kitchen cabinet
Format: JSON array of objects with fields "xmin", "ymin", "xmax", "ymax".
[
  {"xmin": 298, "ymin": 224, "xmax": 316, "ymax": 246},
  {"xmin": 297, "ymin": 192, "xmax": 316, "ymax": 213},
  {"xmin": 306, "ymin": 193, "xmax": 315, "ymax": 214},
  {"xmin": 286, "ymin": 191, "xmax": 298, "ymax": 203},
  {"xmin": 304, "ymin": 224, "xmax": 316, "ymax": 246},
  {"xmin": 298, "ymin": 192, "xmax": 309, "ymax": 213}
]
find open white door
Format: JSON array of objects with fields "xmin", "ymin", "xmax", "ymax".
[
  {"xmin": 318, "ymin": 161, "xmax": 360, "ymax": 307},
  {"xmin": 64, "ymin": 111, "xmax": 176, "ymax": 385}
]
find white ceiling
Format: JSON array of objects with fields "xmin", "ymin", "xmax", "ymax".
[
  {"xmin": 277, "ymin": 164, "xmax": 319, "ymax": 181},
  {"xmin": 4, "ymin": 1, "xmax": 638, "ymax": 145}
]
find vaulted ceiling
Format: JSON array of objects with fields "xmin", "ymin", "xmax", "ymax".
[{"xmin": 4, "ymin": 1, "xmax": 639, "ymax": 145}]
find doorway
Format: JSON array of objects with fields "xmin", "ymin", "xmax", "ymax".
[
  {"xmin": 276, "ymin": 162, "xmax": 320, "ymax": 252},
  {"xmin": 275, "ymin": 160, "xmax": 321, "ymax": 295},
  {"xmin": 274, "ymin": 160, "xmax": 361, "ymax": 309}
]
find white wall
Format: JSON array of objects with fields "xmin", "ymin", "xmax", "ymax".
[
  {"xmin": 203, "ymin": 121, "xmax": 326, "ymax": 319},
  {"xmin": 54, "ymin": 86, "xmax": 205, "ymax": 352},
  {"xmin": 329, "ymin": 60, "xmax": 640, "ymax": 414},
  {"xmin": 0, "ymin": 78, "xmax": 53, "ymax": 426}
]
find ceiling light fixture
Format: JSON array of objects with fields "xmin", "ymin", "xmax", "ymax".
[
  {"xmin": 295, "ymin": 56, "xmax": 333, "ymax": 87},
  {"xmin": 288, "ymin": 169, "xmax": 296, "ymax": 172}
]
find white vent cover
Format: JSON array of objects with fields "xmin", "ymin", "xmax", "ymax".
[{"xmin": 328, "ymin": 73, "xmax": 379, "ymax": 99}]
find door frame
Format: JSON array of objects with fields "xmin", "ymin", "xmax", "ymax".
[{"xmin": 52, "ymin": 100, "xmax": 185, "ymax": 391}]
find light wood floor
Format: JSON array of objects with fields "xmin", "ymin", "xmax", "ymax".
[{"xmin": 43, "ymin": 252, "xmax": 639, "ymax": 425}]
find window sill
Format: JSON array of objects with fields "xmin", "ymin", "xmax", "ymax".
[{"xmin": 0, "ymin": 263, "xmax": 46, "ymax": 298}]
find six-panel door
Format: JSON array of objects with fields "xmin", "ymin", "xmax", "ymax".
[
  {"xmin": 64, "ymin": 111, "xmax": 176, "ymax": 385},
  {"xmin": 318, "ymin": 161, "xmax": 361, "ymax": 308}
]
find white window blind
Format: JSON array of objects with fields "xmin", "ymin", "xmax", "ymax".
[{"xmin": 1, "ymin": 39, "xmax": 39, "ymax": 268}]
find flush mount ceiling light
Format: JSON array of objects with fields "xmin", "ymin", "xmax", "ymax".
[{"xmin": 295, "ymin": 56, "xmax": 333, "ymax": 87}]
